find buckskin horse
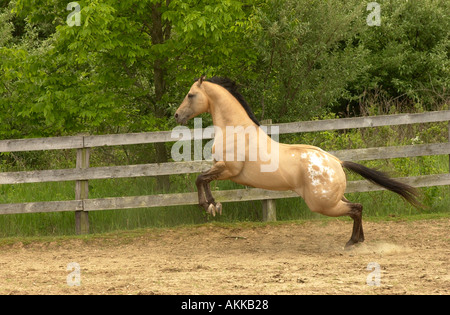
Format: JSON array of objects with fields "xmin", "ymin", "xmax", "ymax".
[{"xmin": 174, "ymin": 76, "xmax": 422, "ymax": 248}]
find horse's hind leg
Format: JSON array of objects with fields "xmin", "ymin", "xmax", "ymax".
[
  {"xmin": 304, "ymin": 195, "xmax": 364, "ymax": 248},
  {"xmin": 342, "ymin": 198, "xmax": 364, "ymax": 248}
]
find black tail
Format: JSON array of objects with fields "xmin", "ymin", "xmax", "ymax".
[{"xmin": 342, "ymin": 161, "xmax": 424, "ymax": 208}]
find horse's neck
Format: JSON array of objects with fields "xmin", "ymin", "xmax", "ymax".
[
  {"xmin": 205, "ymin": 85, "xmax": 256, "ymax": 130},
  {"xmin": 211, "ymin": 105, "xmax": 253, "ymax": 129}
]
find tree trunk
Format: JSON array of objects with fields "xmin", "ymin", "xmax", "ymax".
[{"xmin": 151, "ymin": 2, "xmax": 171, "ymax": 192}]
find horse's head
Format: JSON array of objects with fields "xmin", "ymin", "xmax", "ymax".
[{"xmin": 174, "ymin": 76, "xmax": 209, "ymax": 125}]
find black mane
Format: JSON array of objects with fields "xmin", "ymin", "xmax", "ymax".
[{"xmin": 205, "ymin": 77, "xmax": 260, "ymax": 126}]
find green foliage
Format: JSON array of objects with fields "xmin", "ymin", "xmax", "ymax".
[
  {"xmin": 1, "ymin": 0, "xmax": 257, "ymax": 138},
  {"xmin": 353, "ymin": 0, "xmax": 450, "ymax": 112},
  {"xmin": 246, "ymin": 0, "xmax": 370, "ymax": 121},
  {"xmin": 1, "ymin": 0, "xmax": 449, "ymax": 137}
]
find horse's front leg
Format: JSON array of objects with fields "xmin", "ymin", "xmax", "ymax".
[
  {"xmin": 204, "ymin": 181, "xmax": 222, "ymax": 215},
  {"xmin": 195, "ymin": 175, "xmax": 209, "ymax": 212},
  {"xmin": 195, "ymin": 162, "xmax": 227, "ymax": 216}
]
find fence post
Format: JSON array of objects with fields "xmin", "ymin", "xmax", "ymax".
[
  {"xmin": 75, "ymin": 136, "xmax": 90, "ymax": 234},
  {"xmin": 262, "ymin": 199, "xmax": 277, "ymax": 222},
  {"xmin": 260, "ymin": 119, "xmax": 277, "ymax": 222}
]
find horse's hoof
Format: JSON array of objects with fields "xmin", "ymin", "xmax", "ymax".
[
  {"xmin": 216, "ymin": 202, "xmax": 222, "ymax": 215},
  {"xmin": 207, "ymin": 203, "xmax": 216, "ymax": 217},
  {"xmin": 344, "ymin": 239, "xmax": 364, "ymax": 250},
  {"xmin": 344, "ymin": 239, "xmax": 357, "ymax": 250}
]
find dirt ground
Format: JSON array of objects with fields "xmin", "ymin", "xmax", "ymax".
[{"xmin": 0, "ymin": 218, "xmax": 448, "ymax": 295}]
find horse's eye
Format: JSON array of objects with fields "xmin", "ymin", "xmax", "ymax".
[{"xmin": 188, "ymin": 93, "xmax": 195, "ymax": 98}]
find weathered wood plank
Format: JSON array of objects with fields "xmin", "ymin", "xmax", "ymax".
[
  {"xmin": 0, "ymin": 160, "xmax": 212, "ymax": 184},
  {"xmin": 331, "ymin": 142, "xmax": 450, "ymax": 161},
  {"xmin": 0, "ymin": 168, "xmax": 83, "ymax": 184},
  {"xmin": 83, "ymin": 174, "xmax": 450, "ymax": 211},
  {"xmin": 83, "ymin": 130, "xmax": 179, "ymax": 147},
  {"xmin": 84, "ymin": 193, "xmax": 197, "ymax": 210},
  {"xmin": 2, "ymin": 173, "xmax": 448, "ymax": 214},
  {"xmin": 83, "ymin": 110, "xmax": 450, "ymax": 144},
  {"xmin": 345, "ymin": 173, "xmax": 450, "ymax": 193},
  {"xmin": 2, "ymin": 141, "xmax": 449, "ymax": 185},
  {"xmin": 83, "ymin": 188, "xmax": 293, "ymax": 211},
  {"xmin": 1, "ymin": 111, "xmax": 449, "ymax": 151},
  {"xmin": 0, "ymin": 200, "xmax": 83, "ymax": 215},
  {"xmin": 275, "ymin": 110, "xmax": 450, "ymax": 134},
  {"xmin": 0, "ymin": 136, "xmax": 83, "ymax": 153}
]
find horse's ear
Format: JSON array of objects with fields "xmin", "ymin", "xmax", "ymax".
[{"xmin": 198, "ymin": 75, "xmax": 206, "ymax": 86}]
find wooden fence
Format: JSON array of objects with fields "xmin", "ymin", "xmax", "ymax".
[{"xmin": 1, "ymin": 110, "xmax": 450, "ymax": 234}]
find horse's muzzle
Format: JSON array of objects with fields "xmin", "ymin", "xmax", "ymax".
[
  {"xmin": 174, "ymin": 110, "xmax": 191, "ymax": 125},
  {"xmin": 174, "ymin": 112, "xmax": 187, "ymax": 125}
]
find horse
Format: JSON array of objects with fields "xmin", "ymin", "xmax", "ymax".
[{"xmin": 174, "ymin": 76, "xmax": 422, "ymax": 248}]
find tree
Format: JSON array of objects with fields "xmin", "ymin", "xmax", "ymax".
[
  {"xmin": 1, "ymin": 0, "xmax": 258, "ymax": 189},
  {"xmin": 354, "ymin": 0, "xmax": 450, "ymax": 112},
  {"xmin": 245, "ymin": 0, "xmax": 370, "ymax": 122}
]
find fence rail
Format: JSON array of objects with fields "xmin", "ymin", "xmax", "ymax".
[
  {"xmin": 1, "ymin": 110, "xmax": 450, "ymax": 233},
  {"xmin": 1, "ymin": 111, "xmax": 448, "ymax": 152}
]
